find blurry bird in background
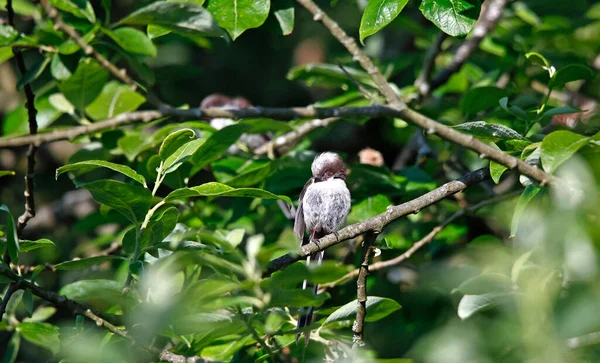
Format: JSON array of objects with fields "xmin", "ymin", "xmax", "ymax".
[{"xmin": 294, "ymin": 152, "xmax": 351, "ymax": 344}]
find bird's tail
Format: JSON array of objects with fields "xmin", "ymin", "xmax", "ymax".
[{"xmin": 296, "ymin": 248, "xmax": 324, "ymax": 345}]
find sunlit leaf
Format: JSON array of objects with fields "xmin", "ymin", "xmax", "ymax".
[
  {"xmin": 85, "ymin": 81, "xmax": 146, "ymax": 120},
  {"xmin": 20, "ymin": 239, "xmax": 55, "ymax": 252},
  {"xmin": 59, "ymin": 59, "xmax": 109, "ymax": 113},
  {"xmin": 103, "ymin": 27, "xmax": 157, "ymax": 57},
  {"xmin": 359, "ymin": 0, "xmax": 408, "ymax": 44},
  {"xmin": 80, "ymin": 180, "xmax": 153, "ymax": 224},
  {"xmin": 0, "ymin": 205, "xmax": 19, "ymax": 264},
  {"xmin": 419, "ymin": 0, "xmax": 481, "ymax": 37},
  {"xmin": 57, "ymin": 160, "xmax": 148, "ymax": 187},
  {"xmin": 540, "ymin": 130, "xmax": 590, "ymax": 173},
  {"xmin": 510, "ymin": 185, "xmax": 542, "ymax": 238},
  {"xmin": 165, "ymin": 182, "xmax": 291, "ymax": 205},
  {"xmin": 206, "ymin": 0, "xmax": 270, "ymax": 40},
  {"xmin": 453, "ymin": 121, "xmax": 527, "ymax": 142},
  {"xmin": 17, "ymin": 322, "xmax": 60, "ymax": 355},
  {"xmin": 324, "ymin": 296, "xmax": 401, "ymax": 324}
]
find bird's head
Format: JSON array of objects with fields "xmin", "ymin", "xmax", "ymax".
[{"xmin": 311, "ymin": 152, "xmax": 347, "ymax": 181}]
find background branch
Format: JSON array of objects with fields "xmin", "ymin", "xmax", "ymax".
[
  {"xmin": 7, "ymin": 0, "xmax": 39, "ymax": 259},
  {"xmin": 414, "ymin": 31, "xmax": 447, "ymax": 97},
  {"xmin": 265, "ymin": 168, "xmax": 490, "ymax": 276},
  {"xmin": 426, "ymin": 0, "xmax": 508, "ymax": 96}
]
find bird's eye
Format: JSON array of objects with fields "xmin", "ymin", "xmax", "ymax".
[
  {"xmin": 314, "ymin": 177, "xmax": 323, "ymax": 183},
  {"xmin": 333, "ymin": 176, "xmax": 344, "ymax": 180}
]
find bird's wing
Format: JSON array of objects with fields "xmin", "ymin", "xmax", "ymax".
[{"xmin": 294, "ymin": 177, "xmax": 314, "ymax": 242}]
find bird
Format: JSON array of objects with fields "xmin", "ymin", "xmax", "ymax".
[{"xmin": 293, "ymin": 152, "xmax": 351, "ymax": 344}]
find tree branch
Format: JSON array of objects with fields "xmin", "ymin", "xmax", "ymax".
[
  {"xmin": 265, "ymin": 168, "xmax": 490, "ymax": 276},
  {"xmin": 426, "ymin": 0, "xmax": 508, "ymax": 95},
  {"xmin": 7, "ymin": 0, "xmax": 39, "ymax": 260},
  {"xmin": 414, "ymin": 31, "xmax": 447, "ymax": 97},
  {"xmin": 0, "ymin": 264, "xmax": 205, "ymax": 362},
  {"xmin": 325, "ymin": 189, "xmax": 522, "ymax": 287},
  {"xmin": 295, "ymin": 0, "xmax": 553, "ymax": 186},
  {"xmin": 352, "ymin": 232, "xmax": 376, "ymax": 349}
]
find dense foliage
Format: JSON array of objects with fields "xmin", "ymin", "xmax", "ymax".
[{"xmin": 0, "ymin": 0, "xmax": 599, "ymax": 362}]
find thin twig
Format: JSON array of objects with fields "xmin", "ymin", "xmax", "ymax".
[
  {"xmin": 265, "ymin": 168, "xmax": 490, "ymax": 276},
  {"xmin": 0, "ymin": 283, "xmax": 21, "ymax": 321},
  {"xmin": 6, "ymin": 0, "xmax": 39, "ymax": 264},
  {"xmin": 414, "ymin": 31, "xmax": 447, "ymax": 97},
  {"xmin": 352, "ymin": 232, "xmax": 376, "ymax": 349},
  {"xmin": 338, "ymin": 63, "xmax": 379, "ymax": 103},
  {"xmin": 238, "ymin": 308, "xmax": 278, "ymax": 362},
  {"xmin": 325, "ymin": 189, "xmax": 522, "ymax": 287},
  {"xmin": 295, "ymin": 0, "xmax": 553, "ymax": 186},
  {"xmin": 425, "ymin": 0, "xmax": 508, "ymax": 95}
]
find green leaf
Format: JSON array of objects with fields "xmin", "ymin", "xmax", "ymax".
[
  {"xmin": 454, "ymin": 273, "xmax": 513, "ymax": 295},
  {"xmin": 163, "ymin": 138, "xmax": 205, "ymax": 174},
  {"xmin": 525, "ymin": 52, "xmax": 550, "ymax": 69},
  {"xmin": 57, "ymin": 160, "xmax": 148, "ymax": 187},
  {"xmin": 119, "ymin": 1, "xmax": 226, "ymax": 39},
  {"xmin": 324, "ymin": 296, "xmax": 401, "ymax": 324},
  {"xmin": 457, "ymin": 293, "xmax": 510, "ymax": 319},
  {"xmin": 419, "ymin": 0, "xmax": 481, "ymax": 37},
  {"xmin": 16, "ymin": 56, "xmax": 51, "ymax": 89},
  {"xmin": 3, "ymin": 96, "xmax": 63, "ymax": 135},
  {"xmin": 238, "ymin": 118, "xmax": 293, "ymax": 133},
  {"xmin": 453, "ymin": 121, "xmax": 527, "ymax": 142},
  {"xmin": 0, "ymin": 25, "xmax": 19, "ymax": 46},
  {"xmin": 359, "ymin": 0, "xmax": 408, "ymax": 44},
  {"xmin": 287, "ymin": 63, "xmax": 376, "ymax": 89},
  {"xmin": 165, "ymin": 182, "xmax": 292, "ymax": 205},
  {"xmin": 206, "ymin": 0, "xmax": 270, "ymax": 40},
  {"xmin": 184, "ymin": 278, "xmax": 241, "ymax": 303},
  {"xmin": 460, "ymin": 86, "xmax": 507, "ymax": 114},
  {"xmin": 0, "ymin": 205, "xmax": 19, "ymax": 264},
  {"xmin": 103, "ymin": 27, "xmax": 157, "ymax": 57},
  {"xmin": 54, "ymin": 255, "xmax": 125, "ymax": 270},
  {"xmin": 0, "ymin": 0, "xmax": 39, "ymax": 17},
  {"xmin": 273, "ymin": 0, "xmax": 294, "ymax": 36},
  {"xmin": 50, "ymin": 54, "xmax": 74, "ymax": 81},
  {"xmin": 17, "ymin": 322, "xmax": 60, "ymax": 355},
  {"xmin": 347, "ymin": 194, "xmax": 391, "ymax": 224},
  {"xmin": 59, "ymin": 279, "xmax": 125, "ymax": 307},
  {"xmin": 511, "ymin": 250, "xmax": 534, "ymax": 283},
  {"xmin": 489, "ymin": 161, "xmax": 508, "ymax": 184},
  {"xmin": 190, "ymin": 124, "xmax": 250, "ymax": 169},
  {"xmin": 0, "ymin": 170, "xmax": 15, "ymax": 178},
  {"xmin": 0, "ymin": 47, "xmax": 14, "ymax": 64},
  {"xmin": 540, "ymin": 130, "xmax": 590, "ymax": 173},
  {"xmin": 3, "ymin": 332, "xmax": 20, "ymax": 363},
  {"xmin": 550, "ymin": 64, "xmax": 594, "ymax": 89},
  {"xmin": 510, "ymin": 186, "xmax": 542, "ymax": 238},
  {"xmin": 49, "ymin": 0, "xmax": 96, "ymax": 23},
  {"xmin": 137, "ymin": 206, "xmax": 179, "ymax": 250},
  {"xmin": 270, "ymin": 288, "xmax": 330, "ymax": 308},
  {"xmin": 499, "ymin": 97, "xmax": 529, "ymax": 121},
  {"xmin": 23, "ymin": 290, "xmax": 33, "ymax": 317},
  {"xmin": 59, "ymin": 59, "xmax": 110, "ymax": 113},
  {"xmin": 541, "ymin": 106, "xmax": 583, "ymax": 118},
  {"xmin": 79, "ymin": 180, "xmax": 153, "ymax": 224},
  {"xmin": 48, "ymin": 93, "xmax": 75, "ymax": 114},
  {"xmin": 147, "ymin": 24, "xmax": 171, "ymax": 39},
  {"xmin": 25, "ymin": 307, "xmax": 57, "ymax": 323},
  {"xmin": 85, "ymin": 81, "xmax": 146, "ymax": 120},
  {"xmin": 159, "ymin": 128, "xmax": 197, "ymax": 161},
  {"xmin": 20, "ymin": 238, "xmax": 55, "ymax": 252},
  {"xmin": 224, "ymin": 162, "xmax": 273, "ymax": 188}
]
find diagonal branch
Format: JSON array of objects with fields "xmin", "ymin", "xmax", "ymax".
[
  {"xmin": 295, "ymin": 0, "xmax": 552, "ymax": 186},
  {"xmin": 265, "ymin": 168, "xmax": 490, "ymax": 276},
  {"xmin": 425, "ymin": 0, "xmax": 508, "ymax": 96},
  {"xmin": 325, "ymin": 189, "xmax": 522, "ymax": 287}
]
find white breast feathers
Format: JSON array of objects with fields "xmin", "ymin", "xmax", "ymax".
[{"xmin": 302, "ymin": 178, "xmax": 351, "ymax": 235}]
